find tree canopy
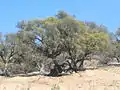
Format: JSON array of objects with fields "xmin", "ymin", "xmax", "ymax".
[{"xmin": 0, "ymin": 11, "xmax": 118, "ymax": 76}]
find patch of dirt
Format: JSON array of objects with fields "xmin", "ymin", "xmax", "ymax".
[{"xmin": 0, "ymin": 67, "xmax": 120, "ymax": 90}]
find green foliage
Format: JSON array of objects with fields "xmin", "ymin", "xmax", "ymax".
[{"xmin": 79, "ymin": 31, "xmax": 110, "ymax": 52}]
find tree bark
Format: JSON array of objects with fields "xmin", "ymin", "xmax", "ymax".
[{"xmin": 3, "ymin": 63, "xmax": 10, "ymax": 76}]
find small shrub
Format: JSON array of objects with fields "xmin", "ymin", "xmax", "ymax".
[{"xmin": 51, "ymin": 84, "xmax": 60, "ymax": 90}]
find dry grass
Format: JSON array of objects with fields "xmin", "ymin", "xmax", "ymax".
[
  {"xmin": 101, "ymin": 66, "xmax": 120, "ymax": 74},
  {"xmin": 0, "ymin": 66, "xmax": 120, "ymax": 90}
]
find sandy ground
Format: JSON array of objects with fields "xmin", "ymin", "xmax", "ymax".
[{"xmin": 0, "ymin": 66, "xmax": 120, "ymax": 90}]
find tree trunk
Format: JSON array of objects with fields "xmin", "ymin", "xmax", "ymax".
[
  {"xmin": 79, "ymin": 59, "xmax": 84, "ymax": 70},
  {"xmin": 4, "ymin": 63, "xmax": 10, "ymax": 76},
  {"xmin": 116, "ymin": 57, "xmax": 120, "ymax": 63},
  {"xmin": 79, "ymin": 52, "xmax": 90, "ymax": 70},
  {"xmin": 48, "ymin": 60, "xmax": 63, "ymax": 76},
  {"xmin": 72, "ymin": 60, "xmax": 77, "ymax": 72}
]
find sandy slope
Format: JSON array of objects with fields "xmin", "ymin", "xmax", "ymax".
[{"xmin": 0, "ymin": 67, "xmax": 120, "ymax": 90}]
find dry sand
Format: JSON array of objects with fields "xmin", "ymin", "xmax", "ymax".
[{"xmin": 0, "ymin": 66, "xmax": 120, "ymax": 90}]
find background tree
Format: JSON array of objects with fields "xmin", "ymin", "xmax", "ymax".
[{"xmin": 0, "ymin": 34, "xmax": 19, "ymax": 76}]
